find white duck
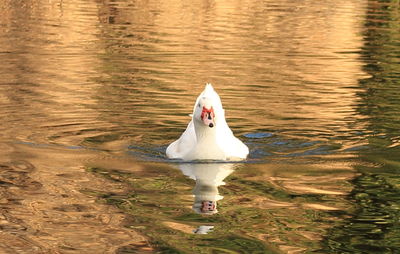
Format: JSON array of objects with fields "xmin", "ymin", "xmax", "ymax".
[
  {"xmin": 166, "ymin": 83, "xmax": 249, "ymax": 161},
  {"xmin": 178, "ymin": 163, "xmax": 236, "ymax": 214}
]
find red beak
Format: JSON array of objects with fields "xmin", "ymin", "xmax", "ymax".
[
  {"xmin": 201, "ymin": 200, "xmax": 217, "ymax": 212},
  {"xmin": 201, "ymin": 106, "xmax": 215, "ymax": 128}
]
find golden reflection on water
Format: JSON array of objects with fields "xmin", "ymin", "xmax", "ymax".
[
  {"xmin": 95, "ymin": 0, "xmax": 369, "ymax": 146},
  {"xmin": 0, "ymin": 0, "xmax": 110, "ymax": 146},
  {"xmin": 0, "ymin": 143, "xmax": 150, "ymax": 252},
  {"xmin": 0, "ymin": 0, "xmax": 369, "ymax": 146},
  {"xmin": 0, "ymin": 0, "xmax": 375, "ymax": 253}
]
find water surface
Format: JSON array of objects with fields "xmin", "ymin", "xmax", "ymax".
[{"xmin": 0, "ymin": 0, "xmax": 400, "ymax": 253}]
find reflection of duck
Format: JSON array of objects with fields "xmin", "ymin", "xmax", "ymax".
[
  {"xmin": 179, "ymin": 163, "xmax": 235, "ymax": 215},
  {"xmin": 166, "ymin": 84, "xmax": 249, "ymax": 161},
  {"xmin": 193, "ymin": 225, "xmax": 214, "ymax": 234}
]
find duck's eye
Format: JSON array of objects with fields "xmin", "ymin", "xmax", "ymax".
[{"xmin": 198, "ymin": 103, "xmax": 201, "ymax": 108}]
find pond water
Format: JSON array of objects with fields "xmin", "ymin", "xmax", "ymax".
[{"xmin": 0, "ymin": 0, "xmax": 400, "ymax": 253}]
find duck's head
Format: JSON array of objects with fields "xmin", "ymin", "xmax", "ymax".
[
  {"xmin": 193, "ymin": 200, "xmax": 218, "ymax": 215},
  {"xmin": 193, "ymin": 83, "xmax": 223, "ymax": 128}
]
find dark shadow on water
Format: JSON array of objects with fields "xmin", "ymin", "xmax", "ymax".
[{"xmin": 127, "ymin": 132, "xmax": 347, "ymax": 164}]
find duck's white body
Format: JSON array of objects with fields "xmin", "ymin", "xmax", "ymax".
[{"xmin": 166, "ymin": 84, "xmax": 249, "ymax": 161}]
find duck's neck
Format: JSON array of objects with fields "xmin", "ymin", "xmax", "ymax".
[
  {"xmin": 194, "ymin": 121, "xmax": 217, "ymax": 144},
  {"xmin": 190, "ymin": 119, "xmax": 226, "ymax": 160}
]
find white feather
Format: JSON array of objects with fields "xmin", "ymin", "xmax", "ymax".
[{"xmin": 166, "ymin": 83, "xmax": 249, "ymax": 161}]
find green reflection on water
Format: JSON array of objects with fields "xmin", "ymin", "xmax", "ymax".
[
  {"xmin": 86, "ymin": 166, "xmax": 279, "ymax": 253},
  {"xmin": 321, "ymin": 1, "xmax": 400, "ymax": 253},
  {"xmin": 86, "ymin": 162, "xmax": 351, "ymax": 253}
]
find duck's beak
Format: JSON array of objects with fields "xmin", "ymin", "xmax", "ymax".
[
  {"xmin": 201, "ymin": 200, "xmax": 217, "ymax": 213},
  {"xmin": 201, "ymin": 106, "xmax": 215, "ymax": 128}
]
